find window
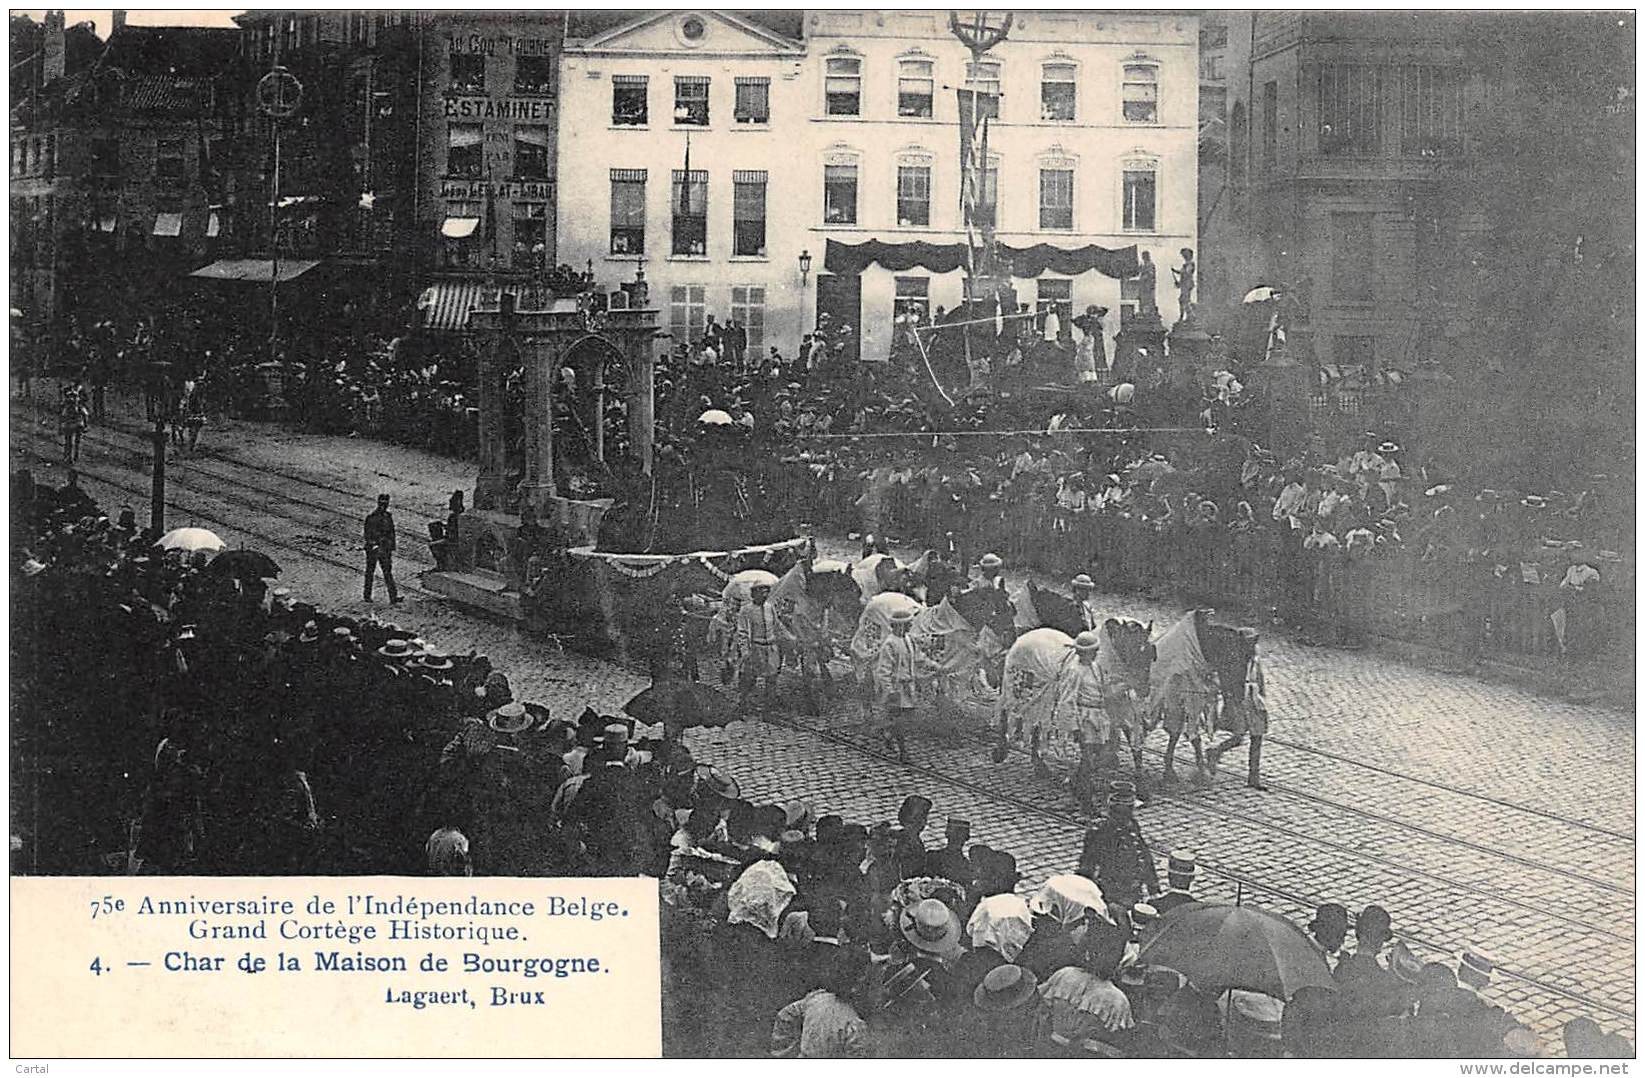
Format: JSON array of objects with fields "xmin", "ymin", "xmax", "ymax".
[
  {"xmin": 897, "ymin": 164, "xmax": 931, "ymax": 227},
  {"xmin": 826, "ymin": 56, "xmax": 862, "ymax": 116},
  {"xmin": 1122, "ymin": 63, "xmax": 1159, "ymax": 123},
  {"xmin": 670, "ymin": 285, "xmax": 707, "ymax": 344},
  {"xmin": 965, "ymin": 60, "xmax": 1002, "ymax": 120},
  {"xmin": 823, "ymin": 163, "xmax": 857, "ymax": 225},
  {"xmin": 1042, "ymin": 63, "xmax": 1076, "ymax": 122},
  {"xmin": 1400, "ymin": 66, "xmax": 1464, "ymax": 157},
  {"xmin": 898, "ymin": 57, "xmax": 934, "ymax": 117},
  {"xmin": 1120, "ymin": 273, "xmax": 1139, "ymax": 316},
  {"xmin": 42, "ymin": 134, "xmax": 54, "ymax": 179},
  {"xmin": 515, "ymin": 56, "xmax": 554, "ymax": 95},
  {"xmin": 1037, "ymin": 279, "xmax": 1073, "ymax": 340},
  {"xmin": 732, "ymin": 171, "xmax": 767, "ymax": 256},
  {"xmin": 513, "ymin": 126, "xmax": 551, "ymax": 180},
  {"xmin": 450, "ymin": 51, "xmax": 484, "ymax": 93},
  {"xmin": 674, "ymin": 76, "xmax": 709, "ymax": 126},
  {"xmin": 281, "ymin": 15, "xmax": 297, "ymax": 57},
  {"xmin": 1038, "ymin": 168, "xmax": 1073, "ymax": 230},
  {"xmin": 442, "ymin": 199, "xmax": 482, "ymax": 266},
  {"xmin": 734, "ymin": 77, "xmax": 769, "ymax": 124},
  {"xmin": 893, "ymin": 276, "xmax": 930, "ymax": 327},
  {"xmin": 1122, "ymin": 167, "xmax": 1156, "ymax": 231},
  {"xmin": 1262, "ymin": 81, "xmax": 1278, "ymax": 172},
  {"xmin": 671, "ymin": 169, "xmax": 707, "ymax": 255},
  {"xmin": 613, "ymin": 76, "xmax": 648, "ymax": 126},
  {"xmin": 447, "ymin": 124, "xmax": 482, "ymax": 178},
  {"xmin": 731, "ymin": 286, "xmax": 766, "ymax": 352},
  {"xmin": 1331, "ymin": 213, "xmax": 1374, "ymax": 302},
  {"xmin": 156, "ymin": 136, "xmax": 187, "ymax": 186},
  {"xmin": 1333, "ymin": 335, "xmax": 1376, "ymax": 372},
  {"xmin": 512, "ymin": 202, "xmax": 549, "ymax": 268},
  {"xmin": 609, "ymin": 169, "xmax": 646, "ymax": 254},
  {"xmin": 348, "ymin": 13, "xmax": 368, "ymax": 45},
  {"xmin": 1318, "ymin": 65, "xmax": 1382, "ymax": 155}
]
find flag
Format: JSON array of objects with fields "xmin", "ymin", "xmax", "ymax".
[{"xmin": 679, "ymin": 131, "xmax": 692, "ymax": 217}]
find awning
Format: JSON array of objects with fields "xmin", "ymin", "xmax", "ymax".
[
  {"xmin": 187, "ymin": 258, "xmax": 321, "ymax": 284},
  {"xmin": 824, "ymin": 239, "xmax": 1139, "ymax": 280},
  {"xmin": 441, "ymin": 217, "xmax": 480, "ymax": 239},
  {"xmin": 415, "ymin": 282, "xmax": 583, "ymax": 331},
  {"xmin": 153, "ymin": 213, "xmax": 183, "ymax": 237}
]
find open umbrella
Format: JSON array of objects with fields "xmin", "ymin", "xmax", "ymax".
[
  {"xmin": 1242, "ymin": 286, "xmax": 1281, "ymax": 304},
  {"xmin": 204, "ymin": 548, "xmax": 282, "ymax": 582},
  {"xmin": 156, "ymin": 527, "xmax": 225, "ymax": 553},
  {"xmin": 624, "ymin": 678, "xmax": 739, "ymax": 729},
  {"xmin": 697, "ymin": 409, "xmax": 735, "ymax": 426},
  {"xmin": 1136, "ymin": 901, "xmax": 1336, "ymax": 1000}
]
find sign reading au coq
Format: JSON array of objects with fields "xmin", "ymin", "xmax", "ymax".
[
  {"xmin": 447, "ymin": 34, "xmax": 557, "ymax": 56},
  {"xmin": 443, "ymin": 97, "xmax": 555, "ymax": 121}
]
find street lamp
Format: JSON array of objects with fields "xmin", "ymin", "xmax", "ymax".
[
  {"xmin": 798, "ymin": 249, "xmax": 812, "ymax": 333},
  {"xmin": 256, "ymin": 65, "xmax": 303, "ymax": 365},
  {"xmin": 144, "ymin": 357, "xmax": 172, "ymax": 535}
]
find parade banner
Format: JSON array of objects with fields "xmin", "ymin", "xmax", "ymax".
[{"xmin": 12, "ymin": 876, "xmax": 661, "ymax": 1058}]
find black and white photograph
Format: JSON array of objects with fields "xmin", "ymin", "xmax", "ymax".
[{"xmin": 6, "ymin": 5, "xmax": 1637, "ymax": 1062}]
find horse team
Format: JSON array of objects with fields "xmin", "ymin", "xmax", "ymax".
[{"xmin": 704, "ymin": 543, "xmax": 1270, "ymax": 807}]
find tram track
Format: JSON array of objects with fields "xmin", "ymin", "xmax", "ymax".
[
  {"xmin": 12, "ymin": 410, "xmax": 1634, "ymax": 1031},
  {"xmin": 33, "ymin": 405, "xmax": 1636, "ymax": 843},
  {"xmin": 16, "ymin": 415, "xmax": 1635, "ymax": 898}
]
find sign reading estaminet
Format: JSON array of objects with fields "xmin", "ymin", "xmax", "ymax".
[{"xmin": 12, "ymin": 877, "xmax": 661, "ymax": 1057}]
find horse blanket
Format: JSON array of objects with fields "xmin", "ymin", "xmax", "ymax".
[
  {"xmin": 851, "ymin": 553, "xmax": 899, "ymax": 601},
  {"xmin": 850, "ymin": 593, "xmax": 1002, "ymax": 697},
  {"xmin": 1141, "ymin": 613, "xmax": 1219, "ymax": 741},
  {"xmin": 1000, "ymin": 628, "xmax": 1137, "ymax": 751},
  {"xmin": 770, "ymin": 559, "xmax": 852, "ymax": 666}
]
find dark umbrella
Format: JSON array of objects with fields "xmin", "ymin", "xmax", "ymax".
[
  {"xmin": 624, "ymin": 678, "xmax": 739, "ymax": 729},
  {"xmin": 1135, "ymin": 901, "xmax": 1336, "ymax": 1000},
  {"xmin": 204, "ymin": 548, "xmax": 283, "ymax": 582}
]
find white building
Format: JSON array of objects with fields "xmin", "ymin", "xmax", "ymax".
[
  {"xmin": 801, "ymin": 10, "xmax": 1200, "ymax": 362},
  {"xmin": 558, "ymin": 12, "xmax": 807, "ymax": 360}
]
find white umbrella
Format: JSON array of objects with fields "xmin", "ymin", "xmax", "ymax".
[
  {"xmin": 1242, "ymin": 286, "xmax": 1281, "ymax": 304},
  {"xmin": 157, "ymin": 527, "xmax": 225, "ymax": 553},
  {"xmin": 1028, "ymin": 873, "xmax": 1111, "ymax": 926},
  {"xmin": 9, "ymin": 308, "xmax": 23, "ymax": 319},
  {"xmin": 697, "ymin": 409, "xmax": 734, "ymax": 426}
]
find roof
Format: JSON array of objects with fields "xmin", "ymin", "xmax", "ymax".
[
  {"xmin": 101, "ymin": 25, "xmax": 239, "ymax": 79},
  {"xmin": 119, "ymin": 74, "xmax": 215, "ymax": 113},
  {"xmin": 566, "ymin": 9, "xmax": 804, "ymax": 44}
]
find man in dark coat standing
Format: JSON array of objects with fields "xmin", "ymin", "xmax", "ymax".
[
  {"xmin": 363, "ymin": 493, "xmax": 400, "ymax": 604},
  {"xmin": 1077, "ymin": 785, "xmax": 1160, "ymax": 912}
]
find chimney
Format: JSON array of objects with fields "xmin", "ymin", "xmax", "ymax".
[
  {"xmin": 43, "ymin": 10, "xmax": 65, "ymax": 83},
  {"xmin": 112, "ymin": 10, "xmax": 127, "ymax": 33}
]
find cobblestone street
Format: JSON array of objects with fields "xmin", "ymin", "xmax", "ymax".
[{"xmin": 12, "ymin": 391, "xmax": 1635, "ymax": 1048}]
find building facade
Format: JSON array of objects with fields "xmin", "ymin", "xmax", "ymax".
[
  {"xmin": 1219, "ymin": 12, "xmax": 1491, "ymax": 373},
  {"xmin": 9, "ymin": 13, "xmax": 236, "ymax": 329},
  {"xmin": 801, "ymin": 9, "xmax": 1199, "ymax": 362},
  {"xmin": 556, "ymin": 11, "xmax": 807, "ymax": 357}
]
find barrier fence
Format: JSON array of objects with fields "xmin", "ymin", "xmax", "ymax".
[{"xmin": 779, "ymin": 471, "xmax": 1630, "ymax": 672}]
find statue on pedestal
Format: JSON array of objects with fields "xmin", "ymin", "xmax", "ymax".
[
  {"xmin": 1172, "ymin": 248, "xmax": 1196, "ymax": 322},
  {"xmin": 1135, "ymin": 251, "xmax": 1159, "ymax": 321}
]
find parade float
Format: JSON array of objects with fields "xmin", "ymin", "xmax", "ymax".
[{"xmin": 420, "ymin": 264, "xmax": 809, "ymax": 667}]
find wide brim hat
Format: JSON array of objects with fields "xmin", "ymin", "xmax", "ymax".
[
  {"xmin": 297, "ymin": 621, "xmax": 321, "ymax": 643},
  {"xmin": 1521, "ymin": 496, "xmax": 1547, "ymax": 509},
  {"xmin": 694, "ymin": 764, "xmax": 740, "ymax": 800},
  {"xmin": 978, "ymin": 553, "xmax": 1003, "ymax": 569},
  {"xmin": 889, "ymin": 609, "xmax": 916, "ymax": 625},
  {"xmin": 900, "ymin": 898, "xmax": 962, "ymax": 953},
  {"xmin": 1070, "ymin": 574, "xmax": 1096, "ymax": 589},
  {"xmin": 1378, "ymin": 442, "xmax": 1401, "ymax": 455},
  {"xmin": 1167, "ymin": 849, "xmax": 1197, "ymax": 875},
  {"xmin": 488, "ymin": 702, "xmax": 531, "ymax": 734},
  {"xmin": 418, "ymin": 654, "xmax": 454, "ymax": 671},
  {"xmin": 974, "ymin": 964, "xmax": 1038, "ymax": 1012},
  {"xmin": 375, "ymin": 638, "xmax": 414, "ymax": 659},
  {"xmin": 1073, "ymin": 630, "xmax": 1102, "ymax": 654}
]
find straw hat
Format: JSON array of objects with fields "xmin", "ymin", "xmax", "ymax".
[
  {"xmin": 899, "ymin": 899, "xmax": 962, "ymax": 953},
  {"xmin": 1073, "ymin": 630, "xmax": 1102, "ymax": 655},
  {"xmin": 487, "ymin": 702, "xmax": 531, "ymax": 734},
  {"xmin": 974, "ymin": 965, "xmax": 1038, "ymax": 1012}
]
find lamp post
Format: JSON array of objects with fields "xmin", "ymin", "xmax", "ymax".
[
  {"xmin": 798, "ymin": 248, "xmax": 813, "ymax": 335},
  {"xmin": 145, "ymin": 357, "xmax": 171, "ymax": 535},
  {"xmin": 256, "ymin": 65, "xmax": 303, "ymax": 365}
]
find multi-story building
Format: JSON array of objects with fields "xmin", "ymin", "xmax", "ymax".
[
  {"xmin": 555, "ymin": 11, "xmax": 807, "ymax": 356},
  {"xmin": 801, "ymin": 9, "xmax": 1199, "ymax": 362},
  {"xmin": 9, "ymin": 12, "xmax": 236, "ymax": 328},
  {"xmin": 1195, "ymin": 10, "xmax": 1232, "ymax": 313},
  {"xmin": 1219, "ymin": 12, "xmax": 1492, "ymax": 372}
]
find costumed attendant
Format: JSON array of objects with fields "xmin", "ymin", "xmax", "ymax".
[
  {"xmin": 874, "ymin": 608, "xmax": 922, "ymax": 763},
  {"xmin": 735, "ymin": 582, "xmax": 785, "ymax": 711},
  {"xmin": 1052, "ymin": 630, "xmax": 1119, "ymax": 809},
  {"xmin": 1205, "ymin": 628, "xmax": 1269, "ymax": 790}
]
